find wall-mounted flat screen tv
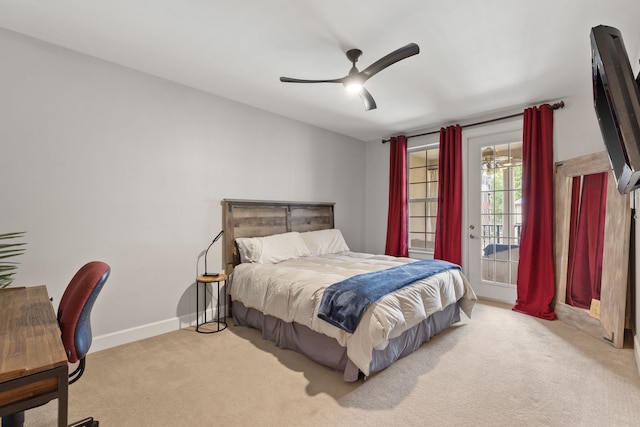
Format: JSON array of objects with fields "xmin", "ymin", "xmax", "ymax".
[{"xmin": 591, "ymin": 25, "xmax": 640, "ymax": 194}]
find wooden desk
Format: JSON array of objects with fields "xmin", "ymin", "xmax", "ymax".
[{"xmin": 0, "ymin": 286, "xmax": 68, "ymax": 427}]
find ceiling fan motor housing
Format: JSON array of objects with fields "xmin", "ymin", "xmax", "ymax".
[{"xmin": 346, "ymin": 49, "xmax": 363, "ymax": 64}]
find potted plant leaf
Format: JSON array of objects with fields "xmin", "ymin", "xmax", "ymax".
[{"xmin": 0, "ymin": 231, "xmax": 26, "ymax": 288}]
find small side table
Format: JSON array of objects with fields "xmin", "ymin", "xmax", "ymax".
[{"xmin": 195, "ymin": 274, "xmax": 228, "ymax": 334}]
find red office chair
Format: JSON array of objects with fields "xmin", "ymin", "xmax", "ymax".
[
  {"xmin": 1, "ymin": 262, "xmax": 109, "ymax": 427},
  {"xmin": 57, "ymin": 261, "xmax": 110, "ymax": 427}
]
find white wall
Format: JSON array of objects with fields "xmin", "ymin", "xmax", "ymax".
[
  {"xmin": 0, "ymin": 28, "xmax": 366, "ymax": 350},
  {"xmin": 363, "ymin": 137, "xmax": 390, "ymax": 253},
  {"xmin": 554, "ymin": 94, "xmax": 609, "ymax": 161}
]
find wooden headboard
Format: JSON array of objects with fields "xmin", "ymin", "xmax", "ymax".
[{"xmin": 222, "ymin": 199, "xmax": 335, "ymax": 274}]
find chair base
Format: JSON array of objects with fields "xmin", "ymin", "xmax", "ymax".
[
  {"xmin": 2, "ymin": 412, "xmax": 24, "ymax": 426},
  {"xmin": 69, "ymin": 417, "xmax": 98, "ymax": 427}
]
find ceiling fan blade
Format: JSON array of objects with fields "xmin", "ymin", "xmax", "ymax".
[
  {"xmin": 359, "ymin": 87, "xmax": 377, "ymax": 111},
  {"xmin": 359, "ymin": 43, "xmax": 420, "ymax": 82},
  {"xmin": 280, "ymin": 76, "xmax": 345, "ymax": 84}
]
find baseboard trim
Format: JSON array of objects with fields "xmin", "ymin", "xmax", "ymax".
[
  {"xmin": 91, "ymin": 305, "xmax": 227, "ymax": 353},
  {"xmin": 635, "ymin": 334, "xmax": 640, "ymax": 376}
]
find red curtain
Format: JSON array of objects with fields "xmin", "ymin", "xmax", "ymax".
[
  {"xmin": 385, "ymin": 135, "xmax": 408, "ymax": 257},
  {"xmin": 512, "ymin": 105, "xmax": 556, "ymax": 320},
  {"xmin": 566, "ymin": 172, "xmax": 608, "ymax": 308},
  {"xmin": 434, "ymin": 125, "xmax": 462, "ymax": 265}
]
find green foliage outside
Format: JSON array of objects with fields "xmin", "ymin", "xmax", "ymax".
[{"xmin": 487, "ymin": 165, "xmax": 523, "ymax": 217}]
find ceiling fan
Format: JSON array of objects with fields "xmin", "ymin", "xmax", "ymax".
[{"xmin": 280, "ymin": 43, "xmax": 420, "ymax": 111}]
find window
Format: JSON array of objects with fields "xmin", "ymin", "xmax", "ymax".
[
  {"xmin": 408, "ymin": 146, "xmax": 439, "ymax": 252},
  {"xmin": 480, "ymin": 141, "xmax": 522, "ymax": 285}
]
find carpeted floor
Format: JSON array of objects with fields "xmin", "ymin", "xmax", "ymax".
[{"xmin": 25, "ymin": 300, "xmax": 640, "ymax": 426}]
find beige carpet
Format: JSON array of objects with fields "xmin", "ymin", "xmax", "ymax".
[{"xmin": 25, "ymin": 300, "xmax": 640, "ymax": 426}]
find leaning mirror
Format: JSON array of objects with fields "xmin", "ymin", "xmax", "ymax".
[{"xmin": 554, "ymin": 151, "xmax": 631, "ymax": 348}]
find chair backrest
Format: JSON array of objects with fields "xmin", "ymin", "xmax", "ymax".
[{"xmin": 57, "ymin": 261, "xmax": 110, "ymax": 363}]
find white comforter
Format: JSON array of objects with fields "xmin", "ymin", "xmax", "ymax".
[{"xmin": 230, "ymin": 252, "xmax": 477, "ymax": 375}]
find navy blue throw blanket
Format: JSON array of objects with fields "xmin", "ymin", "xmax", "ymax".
[{"xmin": 317, "ymin": 259, "xmax": 460, "ymax": 333}]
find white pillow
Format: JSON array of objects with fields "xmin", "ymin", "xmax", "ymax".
[
  {"xmin": 300, "ymin": 229, "xmax": 350, "ymax": 256},
  {"xmin": 235, "ymin": 238, "xmax": 256, "ymax": 264},
  {"xmin": 236, "ymin": 232, "xmax": 311, "ymax": 264}
]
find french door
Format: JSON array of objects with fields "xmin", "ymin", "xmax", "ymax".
[{"xmin": 465, "ymin": 125, "xmax": 522, "ymax": 304}]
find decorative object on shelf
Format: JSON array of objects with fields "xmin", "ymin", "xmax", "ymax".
[
  {"xmin": 203, "ymin": 230, "xmax": 224, "ymax": 277},
  {"xmin": 0, "ymin": 231, "xmax": 26, "ymax": 289}
]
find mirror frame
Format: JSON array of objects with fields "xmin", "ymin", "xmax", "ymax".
[{"xmin": 554, "ymin": 151, "xmax": 631, "ymax": 348}]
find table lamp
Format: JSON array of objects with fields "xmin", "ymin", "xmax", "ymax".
[{"xmin": 203, "ymin": 230, "xmax": 224, "ymax": 277}]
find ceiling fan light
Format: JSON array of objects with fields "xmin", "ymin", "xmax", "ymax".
[{"xmin": 345, "ymin": 82, "xmax": 363, "ymax": 93}]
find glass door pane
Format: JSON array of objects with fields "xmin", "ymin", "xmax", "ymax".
[{"xmin": 479, "ymin": 142, "xmax": 522, "ymax": 285}]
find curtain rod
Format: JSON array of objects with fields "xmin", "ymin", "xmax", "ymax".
[{"xmin": 380, "ymin": 100, "xmax": 565, "ymax": 144}]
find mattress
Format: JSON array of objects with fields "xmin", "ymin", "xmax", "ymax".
[{"xmin": 230, "ymin": 252, "xmax": 476, "ymax": 375}]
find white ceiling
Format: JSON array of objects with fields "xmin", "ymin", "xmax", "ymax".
[{"xmin": 1, "ymin": 0, "xmax": 640, "ymax": 142}]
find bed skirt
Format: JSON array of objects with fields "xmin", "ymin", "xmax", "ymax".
[{"xmin": 232, "ymin": 300, "xmax": 462, "ymax": 381}]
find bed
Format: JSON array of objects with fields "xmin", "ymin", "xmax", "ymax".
[{"xmin": 223, "ymin": 199, "xmax": 477, "ymax": 381}]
